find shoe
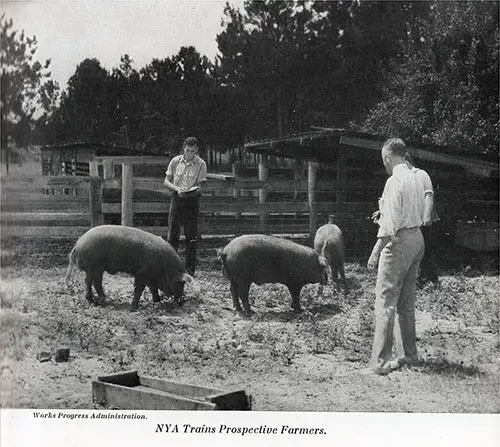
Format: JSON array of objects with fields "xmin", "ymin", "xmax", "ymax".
[
  {"xmin": 359, "ymin": 367, "xmax": 390, "ymax": 376},
  {"xmin": 360, "ymin": 361, "xmax": 400, "ymax": 376},
  {"xmin": 399, "ymin": 356, "xmax": 422, "ymax": 367}
]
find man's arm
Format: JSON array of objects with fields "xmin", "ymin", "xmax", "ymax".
[
  {"xmin": 164, "ymin": 158, "xmax": 187, "ymax": 194},
  {"xmin": 423, "ymin": 192, "xmax": 434, "ymax": 226},
  {"xmin": 164, "ymin": 174, "xmax": 181, "ymax": 193},
  {"xmin": 418, "ymin": 170, "xmax": 434, "ymax": 226}
]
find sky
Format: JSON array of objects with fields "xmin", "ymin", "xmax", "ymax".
[{"xmin": 2, "ymin": 0, "xmax": 243, "ymax": 89}]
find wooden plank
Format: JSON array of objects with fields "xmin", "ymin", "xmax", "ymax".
[
  {"xmin": 89, "ymin": 160, "xmax": 98, "ymax": 177},
  {"xmin": 1, "ymin": 225, "xmax": 91, "ymax": 239},
  {"xmin": 206, "ymin": 173, "xmax": 234, "ymax": 181},
  {"xmin": 97, "ymin": 371, "xmax": 140, "ymax": 386},
  {"xmin": 139, "ymin": 376, "xmax": 221, "ymax": 399},
  {"xmin": 101, "ymin": 201, "xmax": 355, "ymax": 214},
  {"xmin": 207, "ymin": 390, "xmax": 252, "ymax": 410},
  {"xmin": 121, "ymin": 164, "xmax": 134, "ymax": 226},
  {"xmin": 0, "ymin": 212, "xmax": 90, "ymax": 222},
  {"xmin": 93, "ymin": 156, "xmax": 171, "ymax": 165},
  {"xmin": 92, "ymin": 381, "xmax": 217, "ymax": 411}
]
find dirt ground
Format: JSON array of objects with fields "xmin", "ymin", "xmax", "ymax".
[{"xmin": 1, "ymin": 237, "xmax": 499, "ymax": 413}]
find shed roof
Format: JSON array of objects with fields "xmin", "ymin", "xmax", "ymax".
[
  {"xmin": 40, "ymin": 142, "xmax": 162, "ymax": 157},
  {"xmin": 244, "ymin": 129, "xmax": 499, "ymax": 177}
]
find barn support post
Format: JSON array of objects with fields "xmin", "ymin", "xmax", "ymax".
[
  {"xmin": 336, "ymin": 150, "xmax": 347, "ymax": 211},
  {"xmin": 121, "ymin": 163, "xmax": 134, "ymax": 226},
  {"xmin": 258, "ymin": 153, "xmax": 269, "ymax": 225},
  {"xmin": 232, "ymin": 162, "xmax": 241, "ymax": 219},
  {"xmin": 103, "ymin": 158, "xmax": 114, "ymax": 180},
  {"xmin": 308, "ymin": 161, "xmax": 319, "ymax": 241},
  {"xmin": 89, "ymin": 159, "xmax": 99, "ymax": 178},
  {"xmin": 294, "ymin": 157, "xmax": 305, "ymax": 200},
  {"xmin": 89, "ymin": 178, "xmax": 103, "ymax": 227}
]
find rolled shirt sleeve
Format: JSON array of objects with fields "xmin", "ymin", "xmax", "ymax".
[
  {"xmin": 414, "ymin": 168, "xmax": 434, "ymax": 195},
  {"xmin": 196, "ymin": 159, "xmax": 207, "ymax": 183}
]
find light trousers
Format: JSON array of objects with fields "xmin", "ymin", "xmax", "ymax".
[{"xmin": 370, "ymin": 227, "xmax": 424, "ymax": 370}]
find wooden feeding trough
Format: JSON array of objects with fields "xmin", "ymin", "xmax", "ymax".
[{"xmin": 92, "ymin": 371, "xmax": 252, "ymax": 411}]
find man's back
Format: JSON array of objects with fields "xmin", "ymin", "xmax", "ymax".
[{"xmin": 378, "ymin": 164, "xmax": 424, "ymax": 237}]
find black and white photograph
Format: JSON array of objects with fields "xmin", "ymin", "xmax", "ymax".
[{"xmin": 1, "ymin": 0, "xmax": 499, "ymax": 445}]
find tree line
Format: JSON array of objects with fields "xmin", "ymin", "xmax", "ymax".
[{"xmin": 1, "ymin": 0, "xmax": 498, "ymax": 171}]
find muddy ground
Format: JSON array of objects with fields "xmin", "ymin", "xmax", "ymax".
[{"xmin": 0, "ymin": 237, "xmax": 499, "ymax": 412}]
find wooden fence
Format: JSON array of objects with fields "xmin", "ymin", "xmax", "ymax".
[{"xmin": 2, "ymin": 155, "xmax": 498, "ymax": 261}]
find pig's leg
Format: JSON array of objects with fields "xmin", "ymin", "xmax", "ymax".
[
  {"xmin": 131, "ymin": 277, "xmax": 146, "ymax": 311},
  {"xmin": 230, "ymin": 280, "xmax": 243, "ymax": 313},
  {"xmin": 287, "ymin": 284, "xmax": 303, "ymax": 312},
  {"xmin": 238, "ymin": 282, "xmax": 252, "ymax": 315},
  {"xmin": 149, "ymin": 286, "xmax": 161, "ymax": 303},
  {"xmin": 85, "ymin": 272, "xmax": 94, "ymax": 303},
  {"xmin": 92, "ymin": 271, "xmax": 106, "ymax": 305}
]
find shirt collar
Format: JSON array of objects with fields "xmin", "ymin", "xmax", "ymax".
[
  {"xmin": 181, "ymin": 155, "xmax": 197, "ymax": 165},
  {"xmin": 393, "ymin": 163, "xmax": 410, "ymax": 175}
]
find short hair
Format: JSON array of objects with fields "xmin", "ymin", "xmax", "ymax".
[
  {"xmin": 183, "ymin": 136, "xmax": 199, "ymax": 148},
  {"xmin": 382, "ymin": 138, "xmax": 406, "ymax": 157},
  {"xmin": 405, "ymin": 152, "xmax": 413, "ymax": 165}
]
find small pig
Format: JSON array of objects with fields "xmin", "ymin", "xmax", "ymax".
[
  {"xmin": 65, "ymin": 225, "xmax": 193, "ymax": 311},
  {"xmin": 218, "ymin": 234, "xmax": 328, "ymax": 315},
  {"xmin": 314, "ymin": 224, "xmax": 348, "ymax": 291}
]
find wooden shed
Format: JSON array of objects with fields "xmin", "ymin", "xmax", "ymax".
[
  {"xmin": 40, "ymin": 142, "xmax": 166, "ymax": 177},
  {"xmin": 244, "ymin": 128, "xmax": 499, "ymax": 225}
]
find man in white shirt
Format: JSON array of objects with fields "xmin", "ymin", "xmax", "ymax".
[
  {"xmin": 366, "ymin": 138, "xmax": 425, "ymax": 375},
  {"xmin": 406, "ymin": 153, "xmax": 440, "ymax": 285},
  {"xmin": 164, "ymin": 137, "xmax": 207, "ymax": 276}
]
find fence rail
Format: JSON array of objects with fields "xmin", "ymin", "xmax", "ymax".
[{"xmin": 2, "ymin": 155, "xmax": 498, "ymax": 261}]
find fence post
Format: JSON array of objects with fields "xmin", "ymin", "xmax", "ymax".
[
  {"xmin": 336, "ymin": 150, "xmax": 347, "ymax": 211},
  {"xmin": 294, "ymin": 157, "xmax": 305, "ymax": 200},
  {"xmin": 121, "ymin": 163, "xmax": 133, "ymax": 226},
  {"xmin": 232, "ymin": 162, "xmax": 241, "ymax": 219},
  {"xmin": 89, "ymin": 159, "xmax": 98, "ymax": 177},
  {"xmin": 308, "ymin": 161, "xmax": 318, "ymax": 240},
  {"xmin": 89, "ymin": 178, "xmax": 103, "ymax": 227},
  {"xmin": 259, "ymin": 153, "xmax": 269, "ymax": 225},
  {"xmin": 103, "ymin": 158, "xmax": 114, "ymax": 180}
]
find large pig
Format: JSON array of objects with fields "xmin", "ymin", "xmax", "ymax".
[
  {"xmin": 65, "ymin": 225, "xmax": 193, "ymax": 311},
  {"xmin": 314, "ymin": 224, "xmax": 348, "ymax": 291},
  {"xmin": 218, "ymin": 234, "xmax": 328, "ymax": 315}
]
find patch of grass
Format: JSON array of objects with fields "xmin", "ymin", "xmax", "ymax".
[
  {"xmin": 417, "ymin": 276, "xmax": 500, "ymax": 331},
  {"xmin": 300, "ymin": 311, "xmax": 347, "ymax": 354},
  {"xmin": 0, "ymin": 311, "xmax": 32, "ymax": 361}
]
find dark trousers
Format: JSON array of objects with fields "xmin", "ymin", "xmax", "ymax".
[
  {"xmin": 166, "ymin": 194, "xmax": 199, "ymax": 275},
  {"xmin": 419, "ymin": 225, "xmax": 439, "ymax": 283}
]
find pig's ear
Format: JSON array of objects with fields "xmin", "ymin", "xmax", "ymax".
[{"xmin": 181, "ymin": 273, "xmax": 194, "ymax": 284}]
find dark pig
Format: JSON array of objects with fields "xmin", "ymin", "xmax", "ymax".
[
  {"xmin": 314, "ymin": 224, "xmax": 348, "ymax": 291},
  {"xmin": 218, "ymin": 234, "xmax": 328, "ymax": 315},
  {"xmin": 65, "ymin": 225, "xmax": 193, "ymax": 311}
]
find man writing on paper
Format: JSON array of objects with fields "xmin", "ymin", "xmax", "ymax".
[{"xmin": 164, "ymin": 137, "xmax": 207, "ymax": 276}]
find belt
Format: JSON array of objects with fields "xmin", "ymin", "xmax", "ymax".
[{"xmin": 396, "ymin": 226, "xmax": 420, "ymax": 235}]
